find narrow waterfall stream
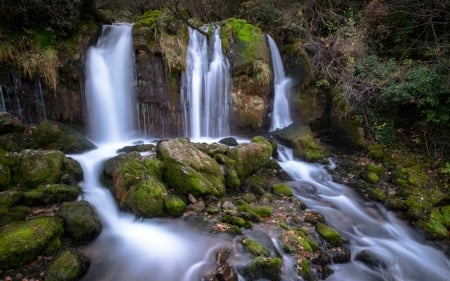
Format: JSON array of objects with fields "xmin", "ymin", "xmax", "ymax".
[
  {"xmin": 73, "ymin": 24, "xmax": 450, "ymax": 281},
  {"xmin": 182, "ymin": 26, "xmax": 230, "ymax": 138},
  {"xmin": 267, "ymin": 35, "xmax": 293, "ymax": 131}
]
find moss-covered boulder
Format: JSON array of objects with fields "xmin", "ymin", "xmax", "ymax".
[
  {"xmin": 125, "ymin": 177, "xmax": 168, "ymax": 218},
  {"xmin": 272, "ymin": 124, "xmax": 326, "ymax": 161},
  {"xmin": 57, "ymin": 200, "xmax": 102, "ymax": 244},
  {"xmin": 45, "ymin": 248, "xmax": 90, "ymax": 281},
  {"xmin": 157, "ymin": 138, "xmax": 225, "ymax": 197},
  {"xmin": 0, "ymin": 154, "xmax": 12, "ymax": 190},
  {"xmin": 226, "ymin": 136, "xmax": 273, "ymax": 179},
  {"xmin": 33, "ymin": 120, "xmax": 96, "ymax": 153},
  {"xmin": 316, "ymin": 223, "xmax": 343, "ymax": 247},
  {"xmin": 102, "ymin": 152, "xmax": 164, "ymax": 203},
  {"xmin": 0, "ymin": 216, "xmax": 63, "ymax": 269},
  {"xmin": 214, "ymin": 153, "xmax": 241, "ymax": 190},
  {"xmin": 272, "ymin": 183, "xmax": 293, "ymax": 196},
  {"xmin": 164, "ymin": 194, "xmax": 186, "ymax": 216},
  {"xmin": 23, "ymin": 184, "xmax": 82, "ymax": 206},
  {"xmin": 240, "ymin": 256, "xmax": 282, "ymax": 281},
  {"xmin": 14, "ymin": 149, "xmax": 66, "ymax": 188}
]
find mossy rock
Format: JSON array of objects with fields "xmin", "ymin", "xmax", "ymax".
[
  {"xmin": 364, "ymin": 172, "xmax": 380, "ymax": 184},
  {"xmin": 316, "ymin": 223, "xmax": 343, "ymax": 247},
  {"xmin": 164, "ymin": 195, "xmax": 186, "ymax": 217},
  {"xmin": 242, "ymin": 238, "xmax": 270, "ymax": 257},
  {"xmin": 214, "ymin": 153, "xmax": 240, "ymax": 190},
  {"xmin": 33, "ymin": 120, "xmax": 96, "ymax": 153},
  {"xmin": 15, "ymin": 149, "xmax": 66, "ymax": 188},
  {"xmin": 157, "ymin": 138, "xmax": 225, "ymax": 197},
  {"xmin": 61, "ymin": 156, "xmax": 84, "ymax": 185},
  {"xmin": 226, "ymin": 137, "xmax": 273, "ymax": 179},
  {"xmin": 0, "ymin": 216, "xmax": 63, "ymax": 269},
  {"xmin": 125, "ymin": 177, "xmax": 168, "ymax": 218},
  {"xmin": 272, "ymin": 183, "xmax": 293, "ymax": 196},
  {"xmin": 23, "ymin": 184, "xmax": 82, "ymax": 206},
  {"xmin": 368, "ymin": 144, "xmax": 384, "ymax": 160},
  {"xmin": 300, "ymin": 258, "xmax": 313, "ymax": 281},
  {"xmin": 0, "ymin": 190, "xmax": 24, "ymax": 207},
  {"xmin": 133, "ymin": 9, "xmax": 162, "ymax": 30},
  {"xmin": 272, "ymin": 125, "xmax": 326, "ymax": 161},
  {"xmin": 223, "ymin": 215, "xmax": 247, "ymax": 228},
  {"xmin": 241, "ymin": 256, "xmax": 282, "ymax": 281},
  {"xmin": 57, "ymin": 200, "xmax": 102, "ymax": 244},
  {"xmin": 423, "ymin": 206, "xmax": 450, "ymax": 239},
  {"xmin": 45, "ymin": 248, "xmax": 90, "ymax": 281}
]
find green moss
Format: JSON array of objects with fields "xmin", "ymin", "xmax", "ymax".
[
  {"xmin": 272, "ymin": 183, "xmax": 293, "ymax": 196},
  {"xmin": 368, "ymin": 144, "xmax": 384, "ymax": 160},
  {"xmin": 367, "ymin": 164, "xmax": 383, "ymax": 175},
  {"xmin": 371, "ymin": 187, "xmax": 386, "ymax": 201},
  {"xmin": 0, "ymin": 216, "xmax": 63, "ymax": 269},
  {"xmin": 134, "ymin": 10, "xmax": 163, "ymax": 29},
  {"xmin": 300, "ymin": 259, "xmax": 313, "ymax": 281},
  {"xmin": 221, "ymin": 18, "xmax": 265, "ymax": 64},
  {"xmin": 23, "ymin": 184, "xmax": 82, "ymax": 206},
  {"xmin": 45, "ymin": 248, "xmax": 90, "ymax": 281},
  {"xmin": 17, "ymin": 150, "xmax": 65, "ymax": 188},
  {"xmin": 316, "ymin": 223, "xmax": 343, "ymax": 246},
  {"xmin": 242, "ymin": 256, "xmax": 282, "ymax": 281},
  {"xmin": 254, "ymin": 205, "xmax": 272, "ymax": 218},
  {"xmin": 57, "ymin": 200, "xmax": 102, "ymax": 243},
  {"xmin": 164, "ymin": 195, "xmax": 186, "ymax": 216},
  {"xmin": 223, "ymin": 215, "xmax": 246, "ymax": 227},
  {"xmin": 143, "ymin": 157, "xmax": 165, "ymax": 180},
  {"xmin": 424, "ymin": 207, "xmax": 449, "ymax": 239},
  {"xmin": 365, "ymin": 172, "xmax": 380, "ymax": 184},
  {"xmin": 126, "ymin": 177, "xmax": 168, "ymax": 218},
  {"xmin": 242, "ymin": 238, "xmax": 270, "ymax": 257}
]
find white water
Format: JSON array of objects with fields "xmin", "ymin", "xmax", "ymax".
[
  {"xmin": 76, "ymin": 24, "xmax": 450, "ymax": 281},
  {"xmin": 267, "ymin": 35, "xmax": 293, "ymax": 131},
  {"xmin": 84, "ymin": 24, "xmax": 136, "ymax": 143},
  {"xmin": 183, "ymin": 26, "xmax": 230, "ymax": 138},
  {"xmin": 78, "ymin": 24, "xmax": 236, "ymax": 281},
  {"xmin": 277, "ymin": 146, "xmax": 450, "ymax": 281}
]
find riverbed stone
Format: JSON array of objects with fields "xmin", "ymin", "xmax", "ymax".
[
  {"xmin": 23, "ymin": 184, "xmax": 82, "ymax": 206},
  {"xmin": 125, "ymin": 177, "xmax": 168, "ymax": 217},
  {"xmin": 271, "ymin": 124, "xmax": 326, "ymax": 161},
  {"xmin": 33, "ymin": 120, "xmax": 96, "ymax": 153},
  {"xmin": 57, "ymin": 200, "xmax": 102, "ymax": 243},
  {"xmin": 316, "ymin": 223, "xmax": 343, "ymax": 247},
  {"xmin": 226, "ymin": 136, "xmax": 273, "ymax": 179},
  {"xmin": 157, "ymin": 138, "xmax": 225, "ymax": 197},
  {"xmin": 15, "ymin": 149, "xmax": 66, "ymax": 188},
  {"xmin": 0, "ymin": 216, "xmax": 63, "ymax": 269},
  {"xmin": 45, "ymin": 248, "xmax": 90, "ymax": 281}
]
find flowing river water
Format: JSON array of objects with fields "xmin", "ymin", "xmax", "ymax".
[{"xmin": 75, "ymin": 24, "xmax": 450, "ymax": 281}]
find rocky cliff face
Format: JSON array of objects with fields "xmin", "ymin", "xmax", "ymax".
[{"xmin": 0, "ymin": 3, "xmax": 315, "ymax": 138}]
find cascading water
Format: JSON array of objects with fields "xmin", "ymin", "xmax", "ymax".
[
  {"xmin": 267, "ymin": 35, "xmax": 293, "ymax": 131},
  {"xmin": 75, "ymin": 24, "xmax": 234, "ymax": 281},
  {"xmin": 84, "ymin": 24, "xmax": 136, "ymax": 143},
  {"xmin": 182, "ymin": 26, "xmax": 230, "ymax": 138},
  {"xmin": 277, "ymin": 146, "xmax": 450, "ymax": 281}
]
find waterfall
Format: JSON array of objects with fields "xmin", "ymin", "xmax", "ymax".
[
  {"xmin": 85, "ymin": 24, "xmax": 136, "ymax": 143},
  {"xmin": 267, "ymin": 35, "xmax": 293, "ymax": 131},
  {"xmin": 182, "ymin": 26, "xmax": 230, "ymax": 139},
  {"xmin": 277, "ymin": 145, "xmax": 450, "ymax": 281},
  {"xmin": 34, "ymin": 78, "xmax": 46, "ymax": 122},
  {"xmin": 0, "ymin": 85, "xmax": 6, "ymax": 112}
]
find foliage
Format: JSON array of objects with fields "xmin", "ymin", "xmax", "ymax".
[{"xmin": 134, "ymin": 9, "xmax": 163, "ymax": 29}]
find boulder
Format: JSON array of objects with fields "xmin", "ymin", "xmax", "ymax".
[
  {"xmin": 124, "ymin": 177, "xmax": 168, "ymax": 218},
  {"xmin": 226, "ymin": 136, "xmax": 273, "ymax": 179},
  {"xmin": 33, "ymin": 120, "xmax": 96, "ymax": 153},
  {"xmin": 23, "ymin": 184, "xmax": 82, "ymax": 206},
  {"xmin": 157, "ymin": 138, "xmax": 225, "ymax": 197},
  {"xmin": 271, "ymin": 124, "xmax": 326, "ymax": 161},
  {"xmin": 45, "ymin": 248, "xmax": 90, "ymax": 281},
  {"xmin": 14, "ymin": 150, "xmax": 66, "ymax": 188},
  {"xmin": 0, "ymin": 216, "xmax": 63, "ymax": 269},
  {"xmin": 57, "ymin": 200, "xmax": 102, "ymax": 244}
]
